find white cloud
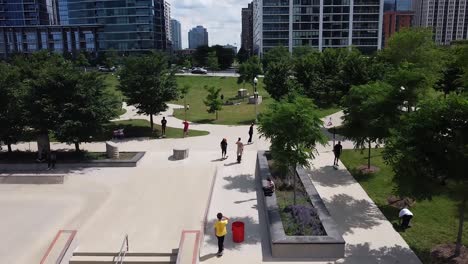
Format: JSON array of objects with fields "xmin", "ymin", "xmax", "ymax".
[{"xmin": 168, "ymin": 0, "xmax": 251, "ymax": 49}]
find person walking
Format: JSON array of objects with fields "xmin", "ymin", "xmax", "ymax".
[
  {"xmin": 161, "ymin": 117, "xmax": 167, "ymax": 137},
  {"xmin": 214, "ymin": 213, "xmax": 229, "ymax": 256},
  {"xmin": 247, "ymin": 123, "xmax": 254, "ymax": 144},
  {"xmin": 399, "ymin": 207, "xmax": 414, "ymax": 229},
  {"xmin": 182, "ymin": 120, "xmax": 189, "ymax": 138},
  {"xmin": 236, "ymin": 138, "xmax": 244, "ymax": 163},
  {"xmin": 220, "ymin": 138, "xmax": 228, "ymax": 159},
  {"xmin": 47, "ymin": 151, "xmax": 57, "ymax": 170},
  {"xmin": 333, "ymin": 141, "xmax": 343, "ymax": 166}
]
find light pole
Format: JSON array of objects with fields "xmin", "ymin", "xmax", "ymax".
[{"xmin": 254, "ymin": 77, "xmax": 258, "ymax": 122}]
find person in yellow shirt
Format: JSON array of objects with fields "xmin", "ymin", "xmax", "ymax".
[{"xmin": 214, "ymin": 212, "xmax": 229, "ymax": 256}]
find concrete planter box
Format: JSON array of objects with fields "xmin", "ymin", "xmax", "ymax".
[
  {"xmin": 256, "ymin": 151, "xmax": 345, "ymax": 259},
  {"xmin": 0, "ymin": 152, "xmax": 146, "ymax": 172}
]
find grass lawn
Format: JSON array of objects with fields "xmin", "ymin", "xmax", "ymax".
[
  {"xmin": 340, "ymin": 149, "xmax": 468, "ymax": 263},
  {"xmin": 0, "ymin": 151, "xmax": 138, "ymax": 163},
  {"xmin": 173, "ymin": 76, "xmax": 340, "ymax": 125}
]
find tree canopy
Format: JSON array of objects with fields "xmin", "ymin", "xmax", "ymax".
[
  {"xmin": 119, "ymin": 52, "xmax": 179, "ymax": 130},
  {"xmin": 203, "ymin": 86, "xmax": 223, "ymax": 120}
]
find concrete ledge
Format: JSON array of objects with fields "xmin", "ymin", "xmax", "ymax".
[
  {"xmin": 0, "ymin": 152, "xmax": 146, "ymax": 172},
  {"xmin": 256, "ymin": 151, "xmax": 345, "ymax": 259},
  {"xmin": 0, "ymin": 174, "xmax": 64, "ymax": 184}
]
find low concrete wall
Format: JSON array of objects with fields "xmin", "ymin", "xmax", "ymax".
[
  {"xmin": 256, "ymin": 151, "xmax": 345, "ymax": 259},
  {"xmin": 0, "ymin": 152, "xmax": 146, "ymax": 172}
]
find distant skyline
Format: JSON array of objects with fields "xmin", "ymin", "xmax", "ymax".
[{"xmin": 167, "ymin": 0, "xmax": 251, "ymax": 49}]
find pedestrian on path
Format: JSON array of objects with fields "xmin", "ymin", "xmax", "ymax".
[
  {"xmin": 220, "ymin": 138, "xmax": 228, "ymax": 159},
  {"xmin": 161, "ymin": 117, "xmax": 167, "ymax": 137},
  {"xmin": 248, "ymin": 123, "xmax": 254, "ymax": 144},
  {"xmin": 47, "ymin": 151, "xmax": 56, "ymax": 170},
  {"xmin": 236, "ymin": 138, "xmax": 244, "ymax": 163},
  {"xmin": 399, "ymin": 207, "xmax": 413, "ymax": 229},
  {"xmin": 333, "ymin": 141, "xmax": 343, "ymax": 166},
  {"xmin": 182, "ymin": 120, "xmax": 189, "ymax": 137},
  {"xmin": 214, "ymin": 213, "xmax": 229, "ymax": 256}
]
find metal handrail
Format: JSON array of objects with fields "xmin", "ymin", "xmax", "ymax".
[{"xmin": 114, "ymin": 234, "xmax": 129, "ymax": 264}]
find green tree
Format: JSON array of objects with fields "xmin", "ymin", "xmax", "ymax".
[
  {"xmin": 262, "ymin": 46, "xmax": 291, "ymax": 69},
  {"xmin": 119, "ymin": 52, "xmax": 179, "ymax": 130},
  {"xmin": 203, "ymin": 86, "xmax": 223, "ymax": 120},
  {"xmin": 207, "ymin": 51, "xmax": 220, "ymax": 73},
  {"xmin": 237, "ymin": 46, "xmax": 250, "ymax": 64},
  {"xmin": 212, "ymin": 45, "xmax": 235, "ymax": 70},
  {"xmin": 383, "ymin": 95, "xmax": 468, "ymax": 257},
  {"xmin": 237, "ymin": 56, "xmax": 263, "ymax": 92},
  {"xmin": 0, "ymin": 63, "xmax": 26, "ymax": 153},
  {"xmin": 258, "ymin": 95, "xmax": 326, "ymax": 204},
  {"xmin": 180, "ymin": 84, "xmax": 191, "ymax": 120},
  {"xmin": 193, "ymin": 45, "xmax": 211, "ymax": 66},
  {"xmin": 342, "ymin": 82, "xmax": 399, "ymax": 169},
  {"xmin": 54, "ymin": 72, "xmax": 120, "ymax": 152},
  {"xmin": 292, "ymin": 46, "xmax": 315, "ymax": 59},
  {"xmin": 264, "ymin": 59, "xmax": 298, "ymax": 100}
]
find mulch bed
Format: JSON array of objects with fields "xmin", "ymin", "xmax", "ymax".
[
  {"xmin": 387, "ymin": 195, "xmax": 416, "ymax": 209},
  {"xmin": 357, "ymin": 165, "xmax": 380, "ymax": 174},
  {"xmin": 431, "ymin": 244, "xmax": 468, "ymax": 264}
]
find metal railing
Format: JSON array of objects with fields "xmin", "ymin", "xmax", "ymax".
[{"xmin": 114, "ymin": 234, "xmax": 129, "ymax": 264}]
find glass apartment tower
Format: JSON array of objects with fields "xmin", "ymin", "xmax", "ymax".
[
  {"xmin": 57, "ymin": 0, "xmax": 167, "ymax": 52},
  {"xmin": 0, "ymin": 0, "xmax": 59, "ymax": 26},
  {"xmin": 253, "ymin": 0, "xmax": 384, "ymax": 55},
  {"xmin": 171, "ymin": 19, "xmax": 181, "ymax": 50}
]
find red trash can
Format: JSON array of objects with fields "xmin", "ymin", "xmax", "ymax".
[{"xmin": 232, "ymin": 221, "xmax": 245, "ymax": 243}]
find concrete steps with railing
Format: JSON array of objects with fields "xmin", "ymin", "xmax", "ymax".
[{"xmin": 69, "ymin": 252, "xmax": 177, "ymax": 264}]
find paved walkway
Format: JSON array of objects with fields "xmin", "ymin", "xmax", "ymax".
[{"xmin": 1, "ymin": 104, "xmax": 420, "ymax": 263}]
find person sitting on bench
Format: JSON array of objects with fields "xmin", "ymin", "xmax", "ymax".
[{"xmin": 263, "ymin": 177, "xmax": 275, "ymax": 196}]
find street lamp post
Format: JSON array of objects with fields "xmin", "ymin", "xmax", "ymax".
[{"xmin": 253, "ymin": 77, "xmax": 258, "ymax": 122}]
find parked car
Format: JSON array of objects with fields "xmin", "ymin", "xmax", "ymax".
[
  {"xmin": 98, "ymin": 66, "xmax": 116, "ymax": 72},
  {"xmin": 191, "ymin": 68, "xmax": 208, "ymax": 74}
]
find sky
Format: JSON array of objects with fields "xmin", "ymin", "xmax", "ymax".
[{"xmin": 168, "ymin": 0, "xmax": 251, "ymax": 49}]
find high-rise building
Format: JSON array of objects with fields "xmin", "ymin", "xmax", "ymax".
[
  {"xmin": 171, "ymin": 19, "xmax": 182, "ymax": 50},
  {"xmin": 58, "ymin": 0, "xmax": 168, "ymax": 52},
  {"xmin": 413, "ymin": 0, "xmax": 468, "ymax": 45},
  {"xmin": 241, "ymin": 3, "xmax": 254, "ymax": 54},
  {"xmin": 384, "ymin": 0, "xmax": 412, "ymax": 11},
  {"xmin": 164, "ymin": 1, "xmax": 171, "ymax": 42},
  {"xmin": 253, "ymin": 0, "xmax": 384, "ymax": 56},
  {"xmin": 0, "ymin": 0, "xmax": 59, "ymax": 26},
  {"xmin": 188, "ymin": 25, "xmax": 208, "ymax": 49},
  {"xmin": 383, "ymin": 11, "xmax": 413, "ymax": 46}
]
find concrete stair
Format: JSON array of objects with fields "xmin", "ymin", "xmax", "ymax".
[{"xmin": 69, "ymin": 252, "xmax": 177, "ymax": 264}]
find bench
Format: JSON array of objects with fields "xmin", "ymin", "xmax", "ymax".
[
  {"xmin": 173, "ymin": 149, "xmax": 189, "ymax": 160},
  {"xmin": 113, "ymin": 128, "xmax": 125, "ymax": 139}
]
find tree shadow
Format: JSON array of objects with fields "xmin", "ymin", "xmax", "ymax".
[
  {"xmin": 308, "ymin": 166, "xmax": 356, "ymax": 188},
  {"xmin": 204, "ymin": 216, "xmax": 261, "ymax": 251},
  {"xmin": 234, "ymin": 198, "xmax": 257, "ymax": 204},
  {"xmin": 223, "ymin": 174, "xmax": 256, "ymax": 193},
  {"xmin": 342, "ymin": 243, "xmax": 421, "ymax": 264},
  {"xmin": 325, "ymin": 194, "xmax": 386, "ymax": 235}
]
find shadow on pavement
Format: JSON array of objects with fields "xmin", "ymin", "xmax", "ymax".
[
  {"xmin": 234, "ymin": 198, "xmax": 256, "ymax": 204},
  {"xmin": 309, "ymin": 166, "xmax": 356, "ymax": 187},
  {"xmin": 340, "ymin": 243, "xmax": 421, "ymax": 264},
  {"xmin": 325, "ymin": 193, "xmax": 386, "ymax": 235},
  {"xmin": 205, "ymin": 216, "xmax": 261, "ymax": 251},
  {"xmin": 199, "ymin": 253, "xmax": 218, "ymax": 261},
  {"xmin": 223, "ymin": 174, "xmax": 256, "ymax": 193}
]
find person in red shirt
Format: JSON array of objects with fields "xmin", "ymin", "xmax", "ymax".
[{"xmin": 182, "ymin": 120, "xmax": 189, "ymax": 137}]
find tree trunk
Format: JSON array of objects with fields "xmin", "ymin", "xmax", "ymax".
[
  {"xmin": 368, "ymin": 140, "xmax": 371, "ymax": 169},
  {"xmin": 455, "ymin": 194, "xmax": 467, "ymax": 256},
  {"xmin": 150, "ymin": 114, "xmax": 154, "ymax": 131},
  {"xmin": 7, "ymin": 143, "xmax": 12, "ymax": 153},
  {"xmin": 216, "ymin": 111, "xmax": 218, "ymax": 120},
  {"xmin": 75, "ymin": 142, "xmax": 80, "ymax": 152}
]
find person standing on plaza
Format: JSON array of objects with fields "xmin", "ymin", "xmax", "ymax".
[
  {"xmin": 248, "ymin": 123, "xmax": 254, "ymax": 144},
  {"xmin": 182, "ymin": 120, "xmax": 189, "ymax": 137},
  {"xmin": 333, "ymin": 141, "xmax": 343, "ymax": 166},
  {"xmin": 236, "ymin": 138, "xmax": 244, "ymax": 163},
  {"xmin": 161, "ymin": 117, "xmax": 167, "ymax": 137},
  {"xmin": 220, "ymin": 138, "xmax": 228, "ymax": 159},
  {"xmin": 214, "ymin": 213, "xmax": 229, "ymax": 256}
]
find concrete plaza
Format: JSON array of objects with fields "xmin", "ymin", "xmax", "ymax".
[{"xmin": 0, "ymin": 104, "xmax": 420, "ymax": 263}]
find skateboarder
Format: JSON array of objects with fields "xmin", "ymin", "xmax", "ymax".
[
  {"xmin": 220, "ymin": 138, "xmax": 228, "ymax": 159},
  {"xmin": 247, "ymin": 123, "xmax": 254, "ymax": 144},
  {"xmin": 236, "ymin": 138, "xmax": 244, "ymax": 163},
  {"xmin": 333, "ymin": 141, "xmax": 342, "ymax": 166},
  {"xmin": 161, "ymin": 117, "xmax": 167, "ymax": 137},
  {"xmin": 214, "ymin": 213, "xmax": 229, "ymax": 256}
]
